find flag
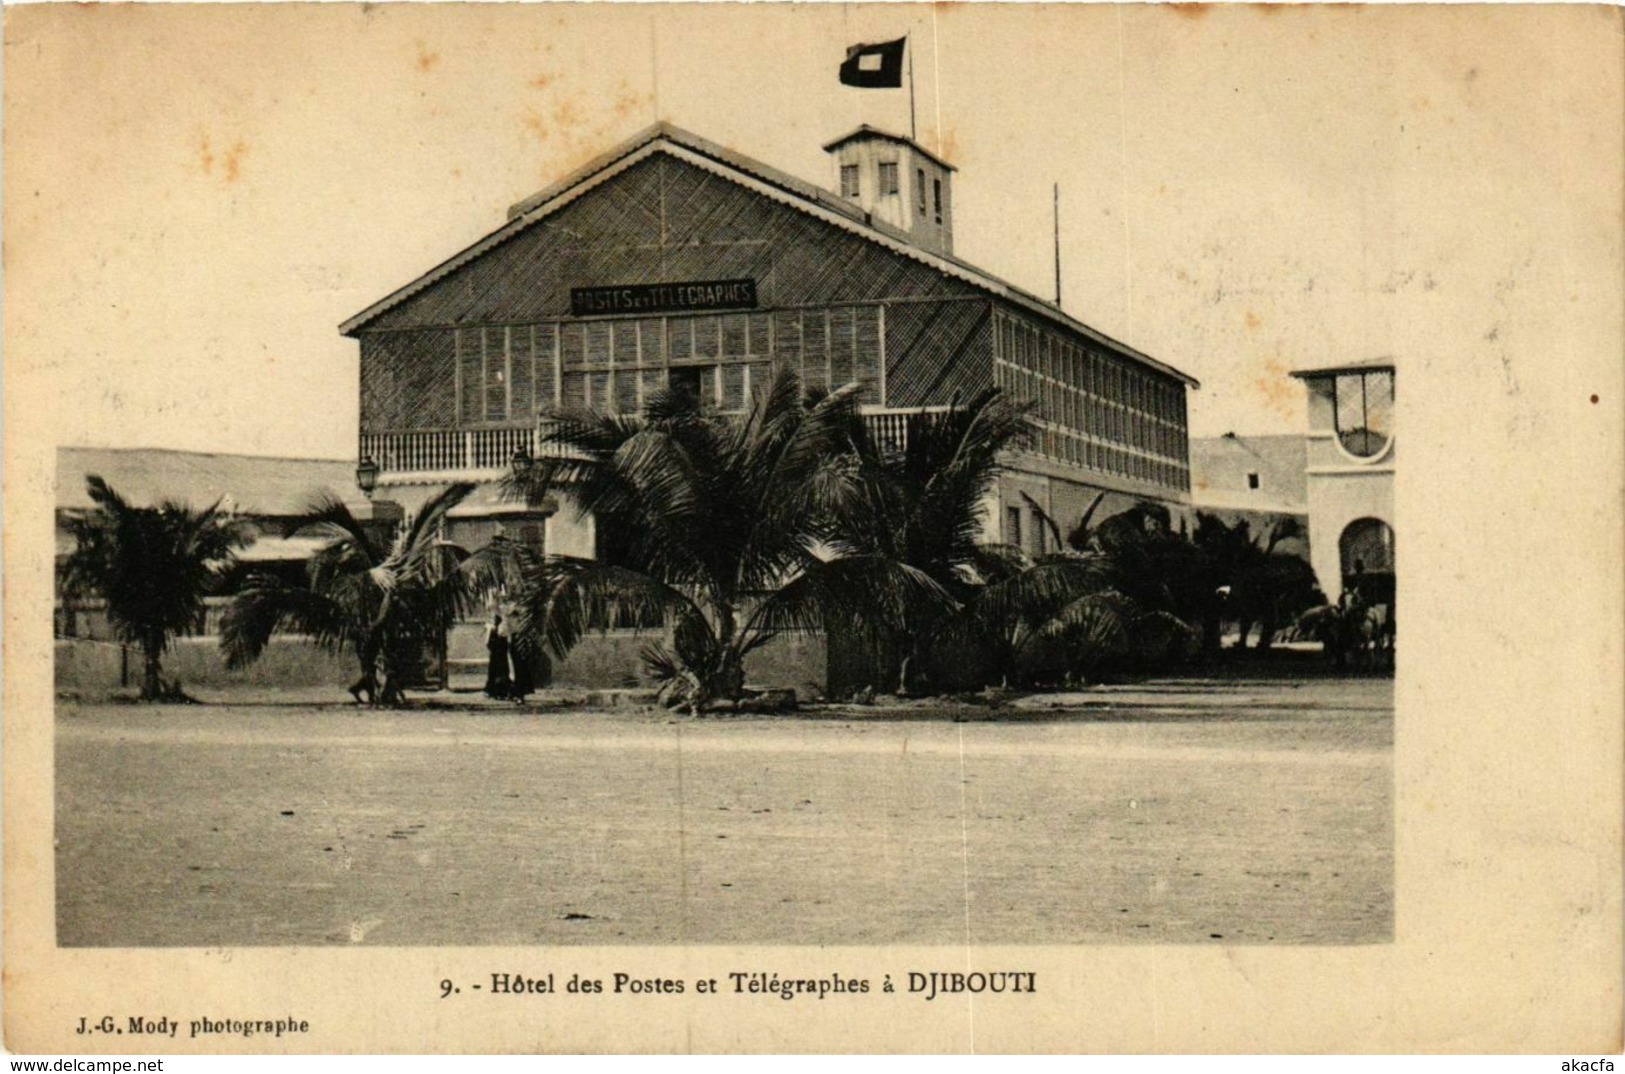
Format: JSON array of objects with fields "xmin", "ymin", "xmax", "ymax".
[{"xmin": 839, "ymin": 38, "xmax": 906, "ymax": 88}]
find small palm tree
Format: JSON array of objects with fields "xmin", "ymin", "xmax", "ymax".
[
  {"xmin": 61, "ymin": 475, "xmax": 250, "ymax": 701},
  {"xmin": 822, "ymin": 389, "xmax": 1116, "ymax": 693},
  {"xmin": 221, "ymin": 483, "xmax": 494, "ymax": 705},
  {"xmin": 505, "ymin": 370, "xmax": 935, "ymax": 711},
  {"xmin": 1190, "ymin": 513, "xmax": 1320, "ymax": 652},
  {"xmin": 920, "ymin": 542, "xmax": 1120, "ymax": 690}
]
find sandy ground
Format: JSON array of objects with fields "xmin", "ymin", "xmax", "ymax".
[{"xmin": 55, "ymin": 677, "xmax": 1392, "ymax": 946}]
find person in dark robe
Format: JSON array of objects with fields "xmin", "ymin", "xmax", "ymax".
[
  {"xmin": 509, "ymin": 632, "xmax": 534, "ymax": 703},
  {"xmin": 484, "ymin": 612, "xmax": 512, "ymax": 700}
]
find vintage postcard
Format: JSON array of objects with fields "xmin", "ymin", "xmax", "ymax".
[{"xmin": 4, "ymin": 2, "xmax": 1620, "ymax": 1055}]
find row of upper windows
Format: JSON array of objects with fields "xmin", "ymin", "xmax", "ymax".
[
  {"xmin": 839, "ymin": 161, "xmax": 943, "ymax": 222},
  {"xmin": 999, "ymin": 362, "xmax": 1189, "ymax": 469},
  {"xmin": 454, "ymin": 309, "xmax": 884, "ymax": 425},
  {"xmin": 994, "ymin": 312, "xmax": 1187, "ymax": 424}
]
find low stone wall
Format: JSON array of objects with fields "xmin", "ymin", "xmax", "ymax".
[
  {"xmin": 741, "ymin": 631, "xmax": 828, "ymax": 699},
  {"xmin": 55, "ymin": 637, "xmax": 357, "ymax": 693},
  {"xmin": 446, "ymin": 624, "xmax": 828, "ymax": 693},
  {"xmin": 515, "ymin": 631, "xmax": 827, "ymax": 693},
  {"xmin": 57, "ymin": 629, "xmax": 829, "ymax": 697}
]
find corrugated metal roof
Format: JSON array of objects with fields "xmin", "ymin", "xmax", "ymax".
[
  {"xmin": 506, "ymin": 121, "xmax": 875, "ymax": 226},
  {"xmin": 57, "ymin": 447, "xmax": 365, "ymax": 518},
  {"xmin": 340, "ymin": 122, "xmax": 1198, "ymax": 388}
]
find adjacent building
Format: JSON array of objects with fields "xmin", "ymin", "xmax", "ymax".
[
  {"xmin": 54, "ymin": 446, "xmax": 365, "ymax": 691},
  {"xmin": 1189, "ymin": 432, "xmax": 1310, "ymax": 559},
  {"xmin": 55, "ymin": 446, "xmax": 363, "ymax": 638},
  {"xmin": 342, "ymin": 122, "xmax": 1199, "ymax": 563},
  {"xmin": 1289, "ymin": 359, "xmax": 1396, "ymax": 616}
]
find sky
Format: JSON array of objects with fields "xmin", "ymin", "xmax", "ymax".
[{"xmin": 5, "ymin": 3, "xmax": 1619, "ymax": 460}]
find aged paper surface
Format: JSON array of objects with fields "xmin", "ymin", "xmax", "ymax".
[{"xmin": 5, "ymin": 2, "xmax": 1621, "ymax": 1054}]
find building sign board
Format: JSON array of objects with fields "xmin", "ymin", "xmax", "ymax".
[{"xmin": 570, "ymin": 279, "xmax": 758, "ymax": 317}]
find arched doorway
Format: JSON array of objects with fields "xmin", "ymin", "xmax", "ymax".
[{"xmin": 1339, "ymin": 516, "xmax": 1395, "ymax": 618}]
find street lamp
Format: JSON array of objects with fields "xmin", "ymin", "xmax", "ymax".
[{"xmin": 355, "ymin": 455, "xmax": 379, "ymax": 498}]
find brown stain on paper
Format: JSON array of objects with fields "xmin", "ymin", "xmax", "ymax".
[
  {"xmin": 929, "ymin": 128, "xmax": 962, "ymax": 168},
  {"xmin": 552, "ymin": 99, "xmax": 583, "ymax": 130},
  {"xmin": 414, "ymin": 40, "xmax": 441, "ymax": 73},
  {"xmin": 520, "ymin": 107, "xmax": 548, "ymax": 144},
  {"xmin": 1250, "ymin": 355, "xmax": 1297, "ymax": 420},
  {"xmin": 197, "ymin": 134, "xmax": 248, "ymax": 182}
]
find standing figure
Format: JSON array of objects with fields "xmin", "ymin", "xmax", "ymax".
[
  {"xmin": 484, "ymin": 612, "xmax": 512, "ymax": 700},
  {"xmin": 509, "ymin": 631, "xmax": 534, "ymax": 703}
]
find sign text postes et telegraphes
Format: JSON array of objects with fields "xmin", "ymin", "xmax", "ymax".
[{"xmin": 570, "ymin": 279, "xmax": 758, "ymax": 318}]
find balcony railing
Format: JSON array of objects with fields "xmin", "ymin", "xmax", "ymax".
[
  {"xmin": 359, "ymin": 408, "xmax": 1185, "ymax": 490},
  {"xmin": 363, "ymin": 412, "xmax": 948, "ymax": 477},
  {"xmin": 361, "ymin": 426, "xmax": 571, "ymax": 476}
]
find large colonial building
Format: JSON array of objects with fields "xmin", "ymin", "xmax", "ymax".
[{"xmin": 342, "ymin": 122, "xmax": 1198, "ymax": 561}]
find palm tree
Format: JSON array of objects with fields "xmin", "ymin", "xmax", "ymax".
[
  {"xmin": 819, "ymin": 389, "xmax": 1117, "ymax": 693},
  {"xmin": 504, "ymin": 370, "xmax": 935, "ymax": 711},
  {"xmin": 221, "ymin": 483, "xmax": 494, "ymax": 705},
  {"xmin": 61, "ymin": 475, "xmax": 250, "ymax": 701},
  {"xmin": 1190, "ymin": 514, "xmax": 1321, "ymax": 652}
]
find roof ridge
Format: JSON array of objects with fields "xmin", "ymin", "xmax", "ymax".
[
  {"xmin": 338, "ymin": 124, "xmax": 1198, "ymax": 387},
  {"xmin": 58, "ymin": 445, "xmax": 352, "ymax": 465},
  {"xmin": 820, "ymin": 124, "xmax": 958, "ymax": 172}
]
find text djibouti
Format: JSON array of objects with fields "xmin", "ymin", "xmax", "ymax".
[{"xmin": 909, "ymin": 971, "xmax": 1037, "ymax": 1001}]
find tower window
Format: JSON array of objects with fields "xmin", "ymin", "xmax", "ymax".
[
  {"xmin": 1247, "ymin": 472, "xmax": 1260, "ymax": 490},
  {"xmin": 878, "ymin": 161, "xmax": 899, "ymax": 196},
  {"xmin": 840, "ymin": 164, "xmax": 860, "ymax": 199},
  {"xmin": 933, "ymin": 177, "xmax": 943, "ymax": 222},
  {"xmin": 916, "ymin": 168, "xmax": 927, "ymax": 211},
  {"xmin": 1333, "ymin": 370, "xmax": 1394, "ymax": 458}
]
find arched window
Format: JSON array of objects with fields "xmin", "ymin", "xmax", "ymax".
[{"xmin": 1334, "ymin": 370, "xmax": 1394, "ymax": 458}]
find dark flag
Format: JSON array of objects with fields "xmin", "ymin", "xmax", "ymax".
[{"xmin": 839, "ymin": 38, "xmax": 906, "ymax": 88}]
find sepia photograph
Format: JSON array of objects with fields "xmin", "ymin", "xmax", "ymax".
[{"xmin": 5, "ymin": 1, "xmax": 1619, "ymax": 1054}]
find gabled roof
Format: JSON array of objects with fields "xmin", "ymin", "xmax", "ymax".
[
  {"xmin": 340, "ymin": 121, "xmax": 1198, "ymax": 388},
  {"xmin": 821, "ymin": 125, "xmax": 957, "ymax": 172},
  {"xmin": 505, "ymin": 121, "xmax": 871, "ymax": 225},
  {"xmin": 57, "ymin": 446, "xmax": 364, "ymax": 517}
]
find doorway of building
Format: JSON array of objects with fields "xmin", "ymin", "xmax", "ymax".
[{"xmin": 1339, "ymin": 517, "xmax": 1395, "ymax": 636}]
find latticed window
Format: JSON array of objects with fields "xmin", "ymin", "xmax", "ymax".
[
  {"xmin": 1334, "ymin": 371, "xmax": 1394, "ymax": 458},
  {"xmin": 878, "ymin": 161, "xmax": 899, "ymax": 195},
  {"xmin": 840, "ymin": 164, "xmax": 860, "ymax": 199}
]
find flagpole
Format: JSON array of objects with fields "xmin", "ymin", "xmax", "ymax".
[
  {"xmin": 907, "ymin": 33, "xmax": 917, "ymax": 143},
  {"xmin": 1053, "ymin": 182, "xmax": 1063, "ymax": 308}
]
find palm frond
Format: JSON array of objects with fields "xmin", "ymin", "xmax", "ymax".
[
  {"xmin": 509, "ymin": 556, "xmax": 701, "ymax": 660},
  {"xmin": 219, "ymin": 574, "xmax": 353, "ymax": 667},
  {"xmin": 746, "ymin": 555, "xmax": 955, "ymax": 640}
]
